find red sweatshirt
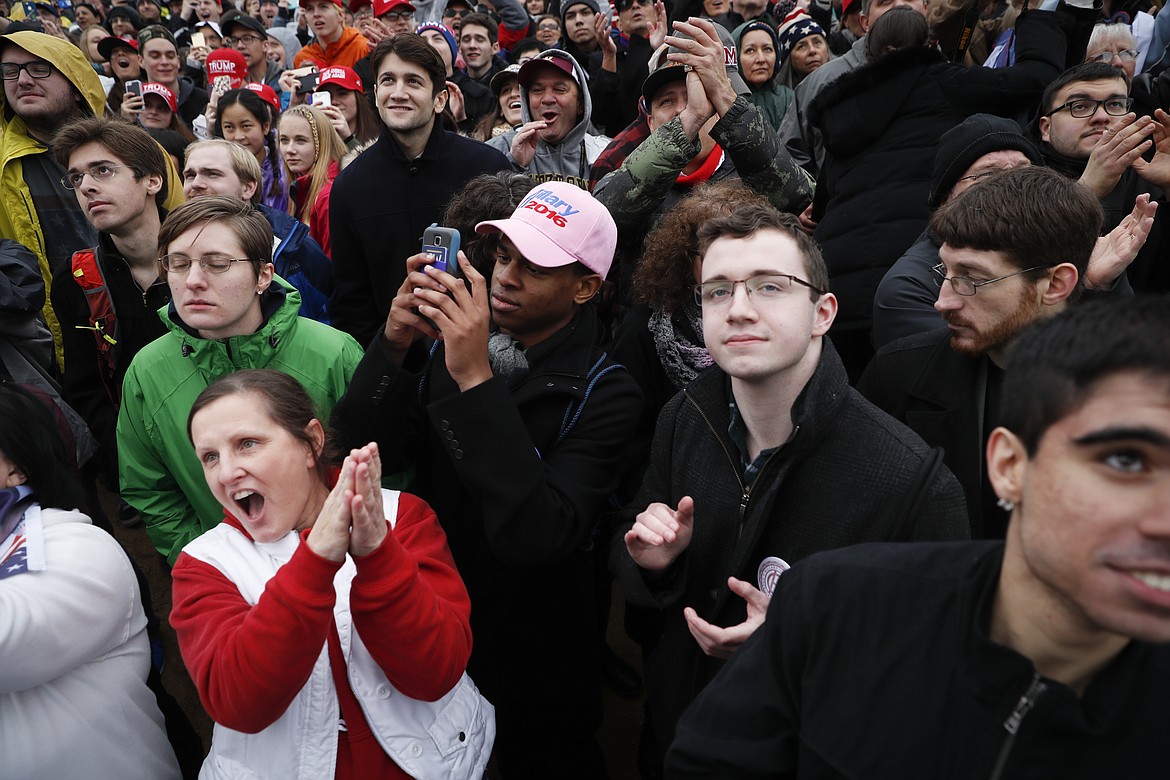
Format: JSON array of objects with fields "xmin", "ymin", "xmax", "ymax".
[{"xmin": 171, "ymin": 491, "xmax": 473, "ymax": 779}]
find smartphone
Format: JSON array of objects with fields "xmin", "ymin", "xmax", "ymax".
[
  {"xmin": 191, "ymin": 31, "xmax": 206, "ymax": 49},
  {"xmin": 309, "ymin": 90, "xmax": 331, "ymax": 108},
  {"xmin": 296, "ymin": 71, "xmax": 320, "ymax": 94},
  {"xmin": 124, "ymin": 79, "xmax": 143, "ymax": 98},
  {"xmin": 418, "ymin": 224, "xmax": 462, "ymax": 331},
  {"xmin": 422, "ymin": 224, "xmax": 462, "ymax": 277}
]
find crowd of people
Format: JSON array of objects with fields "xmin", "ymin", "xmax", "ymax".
[{"xmin": 0, "ymin": 0, "xmax": 1168, "ymax": 776}]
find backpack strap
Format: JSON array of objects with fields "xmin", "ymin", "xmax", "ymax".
[{"xmin": 70, "ymin": 249, "xmax": 122, "ymax": 405}]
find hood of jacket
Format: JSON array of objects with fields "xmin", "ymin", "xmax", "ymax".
[
  {"xmin": 517, "ymin": 49, "xmax": 604, "ymax": 175},
  {"xmin": 161, "ymin": 275, "xmax": 303, "ymax": 367},
  {"xmin": 0, "ymin": 31, "xmax": 106, "ymax": 128},
  {"xmin": 810, "ymin": 44, "xmax": 946, "ymax": 159}
]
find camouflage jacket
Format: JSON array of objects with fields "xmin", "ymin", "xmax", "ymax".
[{"xmin": 592, "ymin": 97, "xmax": 814, "ymax": 237}]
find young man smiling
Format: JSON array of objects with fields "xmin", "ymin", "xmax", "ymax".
[
  {"xmin": 612, "ymin": 201, "xmax": 968, "ymax": 772},
  {"xmin": 670, "ymin": 295, "xmax": 1170, "ymax": 778},
  {"xmin": 329, "ymin": 33, "xmax": 508, "ymax": 345},
  {"xmin": 339, "ymin": 180, "xmax": 641, "ymax": 777}
]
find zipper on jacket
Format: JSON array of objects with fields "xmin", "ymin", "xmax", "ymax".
[
  {"xmin": 988, "ymin": 672, "xmax": 1047, "ymax": 780},
  {"xmin": 684, "ymin": 391, "xmax": 796, "ymax": 545}
]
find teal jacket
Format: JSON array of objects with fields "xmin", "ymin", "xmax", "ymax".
[{"xmin": 117, "ymin": 278, "xmax": 364, "ymax": 564}]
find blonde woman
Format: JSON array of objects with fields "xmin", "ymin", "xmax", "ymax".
[{"xmin": 279, "ymin": 105, "xmax": 347, "ymax": 258}]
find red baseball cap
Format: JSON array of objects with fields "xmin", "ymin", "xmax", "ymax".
[
  {"xmin": 205, "ymin": 48, "xmax": 248, "ymax": 90},
  {"xmin": 96, "ymin": 35, "xmax": 138, "ymax": 62},
  {"xmin": 372, "ymin": 0, "xmax": 415, "ymax": 15},
  {"xmin": 518, "ymin": 52, "xmax": 578, "ymax": 89},
  {"xmin": 317, "ymin": 65, "xmax": 364, "ymax": 94},
  {"xmin": 244, "ymin": 82, "xmax": 281, "ymax": 112},
  {"xmin": 142, "ymin": 82, "xmax": 177, "ymax": 112}
]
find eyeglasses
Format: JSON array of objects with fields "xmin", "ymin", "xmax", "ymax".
[
  {"xmin": 1045, "ymin": 96, "xmax": 1133, "ymax": 119},
  {"xmin": 442, "ymin": 7, "xmax": 470, "ymax": 17},
  {"xmin": 694, "ymin": 273, "xmax": 825, "ymax": 306},
  {"xmin": 160, "ymin": 254, "xmax": 255, "ymax": 274},
  {"xmin": 1087, "ymin": 48, "xmax": 1139, "ymax": 63},
  {"xmin": 0, "ymin": 60, "xmax": 54, "ymax": 80},
  {"xmin": 930, "ymin": 263, "xmax": 1048, "ymax": 296},
  {"xmin": 537, "ymin": 22, "xmax": 560, "ymax": 31},
  {"xmin": 616, "ymin": 0, "xmax": 651, "ymax": 9},
  {"xmin": 382, "ymin": 10, "xmax": 413, "ymax": 19},
  {"xmin": 60, "ymin": 163, "xmax": 128, "ymax": 190},
  {"xmin": 224, "ymin": 34, "xmax": 264, "ymax": 46}
]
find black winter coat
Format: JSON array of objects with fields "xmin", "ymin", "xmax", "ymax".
[
  {"xmin": 610, "ymin": 338, "xmax": 970, "ymax": 768},
  {"xmin": 328, "ymin": 121, "xmax": 509, "ymax": 346},
  {"xmin": 668, "ymin": 541, "xmax": 1170, "ymax": 778},
  {"xmin": 809, "ymin": 8, "xmax": 1074, "ymax": 336},
  {"xmin": 334, "ymin": 306, "xmax": 642, "ymax": 775}
]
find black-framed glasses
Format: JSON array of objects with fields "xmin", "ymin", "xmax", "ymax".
[
  {"xmin": 225, "ymin": 34, "xmax": 264, "ymax": 46},
  {"xmin": 0, "ymin": 60, "xmax": 54, "ymax": 80},
  {"xmin": 161, "ymin": 254, "xmax": 256, "ymax": 274},
  {"xmin": 1045, "ymin": 96, "xmax": 1133, "ymax": 119},
  {"xmin": 60, "ymin": 164, "xmax": 128, "ymax": 190},
  {"xmin": 931, "ymin": 263, "xmax": 1048, "ymax": 296},
  {"xmin": 616, "ymin": 0, "xmax": 651, "ymax": 9},
  {"xmin": 1087, "ymin": 48, "xmax": 1139, "ymax": 63},
  {"xmin": 442, "ymin": 6, "xmax": 470, "ymax": 17},
  {"xmin": 382, "ymin": 10, "xmax": 413, "ymax": 19},
  {"xmin": 694, "ymin": 273, "xmax": 825, "ymax": 306}
]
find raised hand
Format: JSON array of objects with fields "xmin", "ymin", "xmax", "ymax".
[
  {"xmin": 348, "ymin": 444, "xmax": 388, "ymax": 558},
  {"xmin": 625, "ymin": 496, "xmax": 695, "ymax": 571}
]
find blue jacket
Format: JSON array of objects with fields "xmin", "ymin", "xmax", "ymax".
[{"xmin": 261, "ymin": 204, "xmax": 334, "ymax": 325}]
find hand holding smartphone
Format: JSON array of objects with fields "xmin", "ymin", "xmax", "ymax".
[
  {"xmin": 418, "ymin": 224, "xmax": 463, "ymax": 331},
  {"xmin": 309, "ymin": 90, "xmax": 332, "ymax": 108},
  {"xmin": 124, "ymin": 79, "xmax": 143, "ymax": 98}
]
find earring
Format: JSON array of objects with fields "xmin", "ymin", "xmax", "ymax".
[{"xmin": 996, "ymin": 497, "xmax": 1015, "ymax": 512}]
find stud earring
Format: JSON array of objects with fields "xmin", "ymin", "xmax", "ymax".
[{"xmin": 996, "ymin": 497, "xmax": 1015, "ymax": 512}]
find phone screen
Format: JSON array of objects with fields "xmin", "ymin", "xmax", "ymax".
[{"xmin": 423, "ymin": 241, "xmax": 450, "ymax": 274}]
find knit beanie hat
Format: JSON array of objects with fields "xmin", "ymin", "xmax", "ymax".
[
  {"xmin": 928, "ymin": 113, "xmax": 1044, "ymax": 208},
  {"xmin": 777, "ymin": 10, "xmax": 826, "ymax": 60},
  {"xmin": 415, "ymin": 21, "xmax": 457, "ymax": 64},
  {"xmin": 734, "ymin": 20, "xmax": 780, "ymax": 82},
  {"xmin": 559, "ymin": 0, "xmax": 600, "ymax": 25}
]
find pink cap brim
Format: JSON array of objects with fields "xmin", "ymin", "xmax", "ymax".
[{"xmin": 476, "ymin": 217, "xmax": 580, "ymax": 270}]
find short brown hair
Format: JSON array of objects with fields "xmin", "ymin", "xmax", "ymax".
[
  {"xmin": 158, "ymin": 195, "xmax": 274, "ymax": 278},
  {"xmin": 929, "ymin": 166, "xmax": 1101, "ymax": 297},
  {"xmin": 696, "ymin": 203, "xmax": 831, "ymax": 300},
  {"xmin": 372, "ymin": 33, "xmax": 447, "ymax": 97},
  {"xmin": 460, "ymin": 12, "xmax": 497, "ymax": 44},
  {"xmin": 187, "ymin": 369, "xmax": 335, "ymax": 483},
  {"xmin": 51, "ymin": 117, "xmax": 169, "ymax": 207}
]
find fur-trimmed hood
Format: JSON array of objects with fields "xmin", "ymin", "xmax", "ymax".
[{"xmin": 810, "ymin": 45, "xmax": 947, "ymax": 158}]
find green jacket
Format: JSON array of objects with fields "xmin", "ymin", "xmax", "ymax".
[
  {"xmin": 0, "ymin": 31, "xmax": 186, "ymax": 367},
  {"xmin": 117, "ymin": 279, "xmax": 364, "ymax": 564}
]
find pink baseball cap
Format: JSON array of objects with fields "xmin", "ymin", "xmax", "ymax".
[
  {"xmin": 205, "ymin": 48, "xmax": 248, "ymax": 89},
  {"xmin": 244, "ymin": 82, "xmax": 280, "ymax": 112},
  {"xmin": 142, "ymin": 82, "xmax": 177, "ymax": 112},
  {"xmin": 476, "ymin": 182, "xmax": 617, "ymax": 277},
  {"xmin": 318, "ymin": 65, "xmax": 364, "ymax": 93}
]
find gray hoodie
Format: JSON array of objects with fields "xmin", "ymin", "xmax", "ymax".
[{"xmin": 487, "ymin": 49, "xmax": 610, "ymax": 191}]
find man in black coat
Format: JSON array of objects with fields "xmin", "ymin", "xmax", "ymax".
[
  {"xmin": 611, "ymin": 202, "xmax": 969, "ymax": 775},
  {"xmin": 669, "ymin": 296, "xmax": 1170, "ymax": 778},
  {"xmin": 335, "ymin": 181, "xmax": 641, "ymax": 778},
  {"xmin": 329, "ymin": 33, "xmax": 509, "ymax": 346},
  {"xmin": 859, "ymin": 167, "xmax": 1102, "ymax": 539}
]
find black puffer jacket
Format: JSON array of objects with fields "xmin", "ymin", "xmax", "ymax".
[{"xmin": 808, "ymin": 8, "xmax": 1078, "ymax": 338}]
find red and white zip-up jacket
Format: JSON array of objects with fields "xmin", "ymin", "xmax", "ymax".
[{"xmin": 171, "ymin": 489, "xmax": 494, "ymax": 779}]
